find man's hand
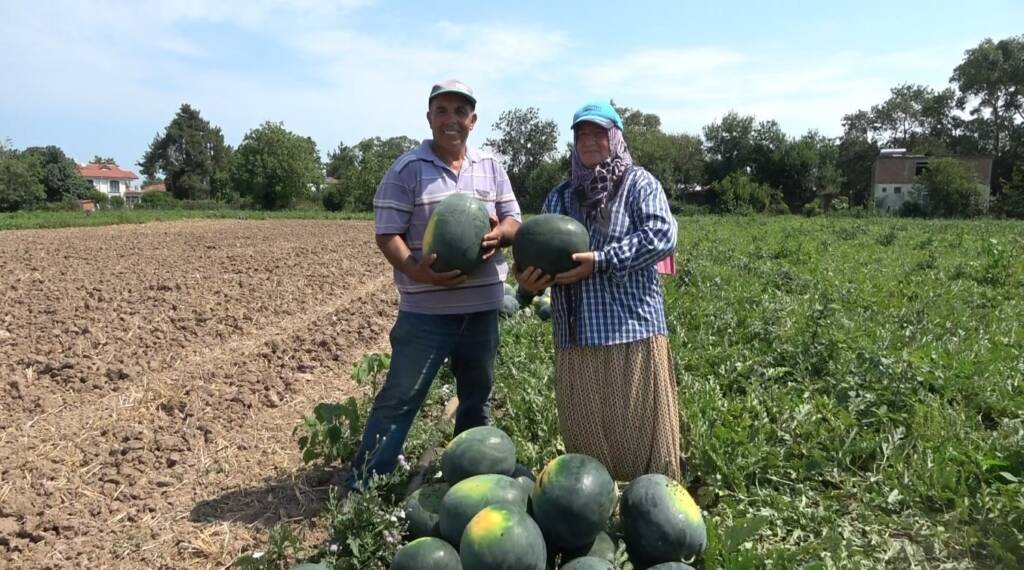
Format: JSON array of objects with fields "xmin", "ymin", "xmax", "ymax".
[
  {"xmin": 406, "ymin": 254, "xmax": 466, "ymax": 288},
  {"xmin": 514, "ymin": 264, "xmax": 554, "ymax": 293},
  {"xmin": 481, "ymin": 216, "xmax": 502, "ymax": 261},
  {"xmin": 552, "ymin": 252, "xmax": 596, "ymax": 285}
]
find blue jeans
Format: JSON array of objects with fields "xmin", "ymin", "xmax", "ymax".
[{"xmin": 344, "ymin": 309, "xmax": 499, "ymax": 490}]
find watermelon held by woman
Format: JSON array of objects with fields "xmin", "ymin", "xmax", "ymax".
[
  {"xmin": 422, "ymin": 193, "xmax": 492, "ymax": 274},
  {"xmin": 512, "ymin": 214, "xmax": 590, "ymax": 276}
]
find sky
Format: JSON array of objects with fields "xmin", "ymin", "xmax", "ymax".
[{"xmin": 1, "ymin": 1, "xmax": 1021, "ymax": 178}]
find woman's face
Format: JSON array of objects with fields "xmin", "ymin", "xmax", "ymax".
[{"xmin": 574, "ymin": 121, "xmax": 610, "ymax": 168}]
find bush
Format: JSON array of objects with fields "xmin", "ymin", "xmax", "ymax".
[
  {"xmin": 912, "ymin": 158, "xmax": 985, "ymax": 217},
  {"xmin": 322, "ymin": 183, "xmax": 347, "ymax": 212},
  {"xmin": 801, "ymin": 201, "xmax": 822, "ymax": 217},
  {"xmin": 108, "ymin": 196, "xmax": 125, "ymax": 209},
  {"xmin": 178, "ymin": 199, "xmax": 227, "ymax": 210},
  {"xmin": 139, "ymin": 190, "xmax": 179, "ymax": 209},
  {"xmin": 993, "ymin": 166, "xmax": 1024, "ymax": 219},
  {"xmin": 710, "ymin": 172, "xmax": 774, "ymax": 214}
]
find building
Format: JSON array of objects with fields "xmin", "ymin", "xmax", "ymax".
[
  {"xmin": 125, "ymin": 181, "xmax": 167, "ymax": 207},
  {"xmin": 78, "ymin": 163, "xmax": 139, "ymax": 201},
  {"xmin": 872, "ymin": 150, "xmax": 993, "ymax": 213}
]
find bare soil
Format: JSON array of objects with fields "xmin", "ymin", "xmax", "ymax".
[{"xmin": 0, "ymin": 219, "xmax": 398, "ymax": 569}]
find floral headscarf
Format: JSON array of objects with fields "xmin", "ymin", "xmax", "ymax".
[{"xmin": 570, "ymin": 125, "xmax": 633, "ymax": 218}]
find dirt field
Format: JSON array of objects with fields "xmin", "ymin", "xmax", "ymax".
[{"xmin": 0, "ymin": 219, "xmax": 398, "ymax": 569}]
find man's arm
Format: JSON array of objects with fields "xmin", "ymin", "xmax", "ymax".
[{"xmin": 376, "ymin": 233, "xmax": 466, "ymax": 287}]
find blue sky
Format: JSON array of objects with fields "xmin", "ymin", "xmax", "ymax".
[{"xmin": 1, "ymin": 1, "xmax": 1021, "ymax": 177}]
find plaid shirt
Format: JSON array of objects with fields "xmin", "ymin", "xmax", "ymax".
[{"xmin": 542, "ymin": 167, "xmax": 677, "ymax": 349}]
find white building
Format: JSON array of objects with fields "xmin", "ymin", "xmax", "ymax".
[{"xmin": 78, "ymin": 163, "xmax": 139, "ymax": 199}]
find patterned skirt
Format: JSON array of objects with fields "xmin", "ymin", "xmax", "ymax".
[{"xmin": 553, "ymin": 335, "xmax": 681, "ymax": 481}]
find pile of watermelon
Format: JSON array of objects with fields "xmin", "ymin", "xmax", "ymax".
[
  {"xmin": 501, "ymin": 283, "xmax": 552, "ymax": 321},
  {"xmin": 392, "ymin": 426, "xmax": 706, "ymax": 570}
]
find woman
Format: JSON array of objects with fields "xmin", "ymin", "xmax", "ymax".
[{"xmin": 517, "ymin": 100, "xmax": 681, "ymax": 481}]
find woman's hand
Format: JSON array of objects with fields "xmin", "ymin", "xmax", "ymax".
[
  {"xmin": 552, "ymin": 252, "xmax": 596, "ymax": 285},
  {"xmin": 514, "ymin": 264, "xmax": 554, "ymax": 293}
]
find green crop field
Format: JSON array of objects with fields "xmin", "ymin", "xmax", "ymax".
[{"xmin": 262, "ymin": 214, "xmax": 1024, "ymax": 570}]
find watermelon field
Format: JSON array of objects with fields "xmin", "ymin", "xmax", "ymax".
[{"xmin": 1, "ymin": 215, "xmax": 1022, "ymax": 569}]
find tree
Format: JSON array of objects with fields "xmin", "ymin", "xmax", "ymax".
[
  {"xmin": 910, "ymin": 158, "xmax": 984, "ymax": 217},
  {"xmin": 230, "ymin": 122, "xmax": 323, "ymax": 210},
  {"xmin": 709, "ymin": 172, "xmax": 774, "ymax": 214},
  {"xmin": 325, "ymin": 136, "xmax": 419, "ymax": 211},
  {"xmin": 837, "ymin": 118, "xmax": 879, "ymax": 207},
  {"xmin": 613, "ymin": 103, "xmax": 705, "ymax": 194},
  {"xmin": 994, "ymin": 166, "xmax": 1024, "ymax": 218},
  {"xmin": 21, "ymin": 146, "xmax": 93, "ymax": 202},
  {"xmin": 485, "ymin": 107, "xmax": 559, "ymax": 212},
  {"xmin": 703, "ymin": 112, "xmax": 756, "ymax": 183},
  {"xmin": 91, "ymin": 156, "xmax": 116, "ymax": 165},
  {"xmin": 952, "ymin": 36, "xmax": 1024, "ymax": 154},
  {"xmin": 0, "ymin": 152, "xmax": 46, "ymax": 211},
  {"xmin": 139, "ymin": 104, "xmax": 232, "ymax": 200}
]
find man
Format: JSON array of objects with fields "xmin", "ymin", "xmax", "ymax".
[{"xmin": 345, "ymin": 79, "xmax": 522, "ymax": 490}]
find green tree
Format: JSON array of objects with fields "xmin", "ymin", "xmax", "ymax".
[
  {"xmin": 485, "ymin": 107, "xmax": 559, "ymax": 212},
  {"xmin": 91, "ymin": 155, "xmax": 116, "ymax": 165},
  {"xmin": 910, "ymin": 158, "xmax": 984, "ymax": 217},
  {"xmin": 703, "ymin": 111, "xmax": 756, "ymax": 183},
  {"xmin": 709, "ymin": 172, "xmax": 774, "ymax": 214},
  {"xmin": 231, "ymin": 122, "xmax": 323, "ymax": 210},
  {"xmin": 613, "ymin": 103, "xmax": 705, "ymax": 194},
  {"xmin": 139, "ymin": 104, "xmax": 232, "ymax": 200},
  {"xmin": 21, "ymin": 146, "xmax": 93, "ymax": 202},
  {"xmin": 838, "ymin": 111, "xmax": 880, "ymax": 207},
  {"xmin": 325, "ymin": 136, "xmax": 419, "ymax": 211},
  {"xmin": 0, "ymin": 152, "xmax": 46, "ymax": 211},
  {"xmin": 952, "ymin": 36, "xmax": 1024, "ymax": 155},
  {"xmin": 994, "ymin": 166, "xmax": 1024, "ymax": 218}
]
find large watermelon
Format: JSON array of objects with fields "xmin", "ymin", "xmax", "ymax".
[
  {"xmin": 531, "ymin": 454, "xmax": 617, "ymax": 550},
  {"xmin": 460, "ymin": 505, "xmax": 547, "ymax": 570},
  {"xmin": 559, "ymin": 557, "xmax": 613, "ymax": 570},
  {"xmin": 647, "ymin": 563, "xmax": 696, "ymax": 570},
  {"xmin": 619, "ymin": 474, "xmax": 707, "ymax": 567},
  {"xmin": 390, "ymin": 537, "xmax": 462, "ymax": 570},
  {"xmin": 512, "ymin": 214, "xmax": 590, "ymax": 276},
  {"xmin": 402, "ymin": 482, "xmax": 449, "ymax": 539},
  {"xmin": 438, "ymin": 473, "xmax": 528, "ymax": 545},
  {"xmin": 422, "ymin": 193, "xmax": 491, "ymax": 274},
  {"xmin": 441, "ymin": 426, "xmax": 516, "ymax": 484}
]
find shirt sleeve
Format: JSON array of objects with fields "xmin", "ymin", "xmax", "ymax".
[
  {"xmin": 493, "ymin": 163, "xmax": 522, "ymax": 222},
  {"xmin": 540, "ymin": 182, "xmax": 567, "ymax": 215},
  {"xmin": 373, "ymin": 161, "xmax": 415, "ymax": 235},
  {"xmin": 593, "ymin": 171, "xmax": 677, "ymax": 278}
]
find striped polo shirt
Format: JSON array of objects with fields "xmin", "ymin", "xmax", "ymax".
[{"xmin": 374, "ymin": 140, "xmax": 522, "ymax": 315}]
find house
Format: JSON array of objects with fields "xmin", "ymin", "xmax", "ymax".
[
  {"xmin": 871, "ymin": 150, "xmax": 993, "ymax": 213},
  {"xmin": 78, "ymin": 163, "xmax": 139, "ymax": 201}
]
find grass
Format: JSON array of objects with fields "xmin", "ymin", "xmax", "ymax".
[
  {"xmin": 0, "ymin": 208, "xmax": 373, "ymax": 231},
  {"xmin": 245, "ymin": 214, "xmax": 1024, "ymax": 569}
]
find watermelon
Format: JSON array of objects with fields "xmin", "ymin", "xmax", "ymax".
[
  {"xmin": 403, "ymin": 482, "xmax": 449, "ymax": 539},
  {"xmin": 514, "ymin": 286, "xmax": 536, "ymax": 308},
  {"xmin": 531, "ymin": 454, "xmax": 617, "ymax": 550},
  {"xmin": 560, "ymin": 531, "xmax": 616, "ymax": 563},
  {"xmin": 536, "ymin": 296, "xmax": 552, "ymax": 321},
  {"xmin": 559, "ymin": 557, "xmax": 614, "ymax": 570},
  {"xmin": 619, "ymin": 474, "xmax": 706, "ymax": 567},
  {"xmin": 441, "ymin": 426, "xmax": 516, "ymax": 484},
  {"xmin": 500, "ymin": 295, "xmax": 520, "ymax": 318},
  {"xmin": 288, "ymin": 563, "xmax": 329, "ymax": 570},
  {"xmin": 438, "ymin": 473, "xmax": 528, "ymax": 545},
  {"xmin": 422, "ymin": 193, "xmax": 491, "ymax": 274},
  {"xmin": 512, "ymin": 214, "xmax": 590, "ymax": 276},
  {"xmin": 504, "ymin": 282, "xmax": 516, "ymax": 297},
  {"xmin": 390, "ymin": 537, "xmax": 462, "ymax": 570},
  {"xmin": 460, "ymin": 505, "xmax": 546, "ymax": 570},
  {"xmin": 647, "ymin": 563, "xmax": 696, "ymax": 570}
]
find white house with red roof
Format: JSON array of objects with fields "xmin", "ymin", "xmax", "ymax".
[{"xmin": 78, "ymin": 163, "xmax": 139, "ymax": 199}]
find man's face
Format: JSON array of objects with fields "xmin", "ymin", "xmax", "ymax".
[
  {"xmin": 427, "ymin": 93, "xmax": 477, "ymax": 155},
  {"xmin": 574, "ymin": 121, "xmax": 611, "ymax": 169}
]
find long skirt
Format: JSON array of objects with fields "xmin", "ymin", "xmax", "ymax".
[{"xmin": 553, "ymin": 335, "xmax": 681, "ymax": 481}]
